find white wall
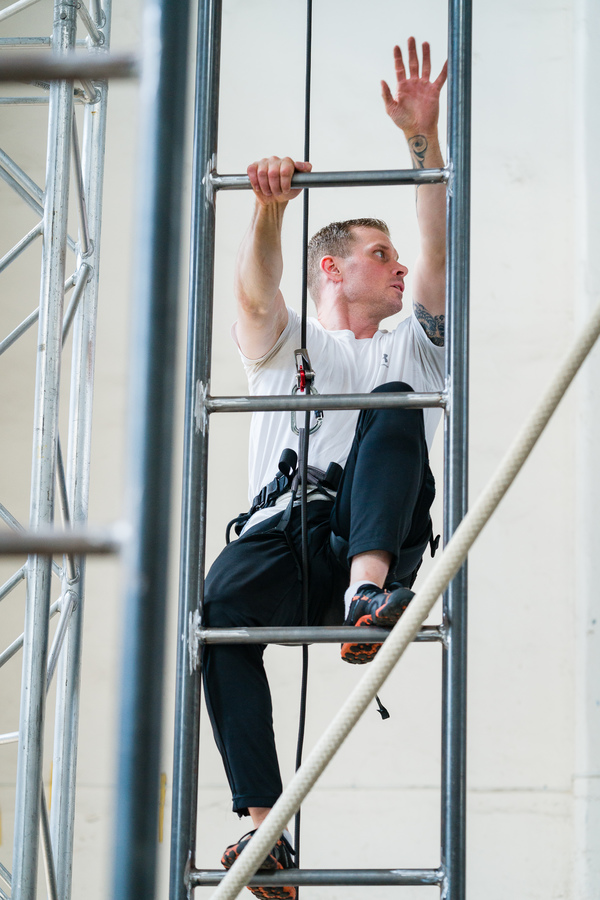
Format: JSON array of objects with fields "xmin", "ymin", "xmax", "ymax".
[{"xmin": 0, "ymin": 0, "xmax": 595, "ymax": 898}]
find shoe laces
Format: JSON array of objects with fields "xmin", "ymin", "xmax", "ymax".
[{"xmin": 345, "ymin": 585, "xmax": 389, "ymax": 625}]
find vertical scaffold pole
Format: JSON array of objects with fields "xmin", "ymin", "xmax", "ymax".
[
  {"xmin": 441, "ymin": 0, "xmax": 472, "ymax": 898},
  {"xmin": 50, "ymin": 5, "xmax": 112, "ymax": 897},
  {"xmin": 111, "ymin": 0, "xmax": 191, "ymax": 895},
  {"xmin": 11, "ymin": 0, "xmax": 76, "ymax": 896},
  {"xmin": 170, "ymin": 2, "xmax": 222, "ymax": 897}
]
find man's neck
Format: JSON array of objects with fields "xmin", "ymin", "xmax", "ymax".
[{"xmin": 317, "ymin": 301, "xmax": 381, "ymax": 340}]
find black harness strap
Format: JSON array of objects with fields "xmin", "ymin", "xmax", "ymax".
[{"xmin": 225, "ymin": 451, "xmax": 342, "ymax": 545}]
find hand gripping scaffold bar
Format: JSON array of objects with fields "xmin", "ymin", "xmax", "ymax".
[{"xmin": 210, "ymin": 168, "xmax": 448, "ymax": 191}]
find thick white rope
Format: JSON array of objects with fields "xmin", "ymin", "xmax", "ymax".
[{"xmin": 210, "ymin": 300, "xmax": 600, "ymax": 900}]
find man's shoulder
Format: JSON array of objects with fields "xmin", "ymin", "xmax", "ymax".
[{"xmin": 388, "ymin": 311, "xmax": 445, "ymax": 354}]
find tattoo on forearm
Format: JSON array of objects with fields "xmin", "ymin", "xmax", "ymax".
[
  {"xmin": 414, "ymin": 302, "xmax": 445, "ymax": 346},
  {"xmin": 408, "ymin": 135, "xmax": 428, "ymax": 170}
]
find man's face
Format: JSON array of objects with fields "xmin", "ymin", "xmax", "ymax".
[{"xmin": 335, "ymin": 226, "xmax": 408, "ymax": 319}]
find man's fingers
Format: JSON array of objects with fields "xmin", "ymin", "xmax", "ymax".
[
  {"xmin": 247, "ymin": 161, "xmax": 259, "ymax": 192},
  {"xmin": 248, "ymin": 156, "xmax": 311, "ymax": 201},
  {"xmin": 393, "ymin": 44, "xmax": 406, "ymax": 83},
  {"xmin": 257, "ymin": 158, "xmax": 275, "ymax": 196},
  {"xmin": 421, "ymin": 41, "xmax": 431, "ymax": 80},
  {"xmin": 434, "ymin": 59, "xmax": 448, "ymax": 90},
  {"xmin": 277, "ymin": 157, "xmax": 295, "ymax": 194},
  {"xmin": 381, "ymin": 79, "xmax": 394, "ymax": 107},
  {"xmin": 407, "ymin": 36, "xmax": 419, "ymax": 78}
]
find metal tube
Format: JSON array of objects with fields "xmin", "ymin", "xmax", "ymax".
[
  {"xmin": 169, "ymin": 3, "xmax": 222, "ymax": 898},
  {"xmin": 0, "ymin": 147, "xmax": 44, "ymax": 204},
  {"xmin": 191, "ymin": 868, "xmax": 444, "ymax": 888},
  {"xmin": 62, "ymin": 261, "xmax": 92, "ymax": 342},
  {"xmin": 0, "ymin": 861, "xmax": 10, "ymax": 886},
  {"xmin": 111, "ymin": 0, "xmax": 191, "ymax": 895},
  {"xmin": 198, "ymin": 625, "xmax": 443, "ymax": 645},
  {"xmin": 0, "ymin": 600, "xmax": 61, "ymax": 670},
  {"xmin": 211, "ymin": 167, "xmax": 448, "ymax": 192},
  {"xmin": 0, "ymin": 506, "xmax": 68, "ymax": 573},
  {"xmin": 0, "ymin": 502, "xmax": 25, "ymax": 531},
  {"xmin": 0, "ymin": 503, "xmax": 69, "ymax": 577},
  {"xmin": 441, "ymin": 1, "xmax": 472, "ymax": 898},
  {"xmin": 55, "ymin": 439, "xmax": 79, "ymax": 583},
  {"xmin": 75, "ymin": 0, "xmax": 104, "ymax": 45},
  {"xmin": 40, "ymin": 789, "xmax": 59, "ymax": 900},
  {"xmin": 0, "ymin": 37, "xmax": 52, "ymax": 45},
  {"xmin": 0, "ymin": 37, "xmax": 86, "ymax": 47},
  {"xmin": 0, "ymin": 165, "xmax": 45, "ymax": 215},
  {"xmin": 0, "ymin": 635, "xmax": 29, "ymax": 670},
  {"xmin": 206, "ymin": 390, "xmax": 445, "ymax": 415},
  {"xmin": 78, "ymin": 78, "xmax": 100, "ymax": 103},
  {"xmin": 12, "ymin": 5, "xmax": 77, "ymax": 890},
  {"xmin": 0, "ymin": 527, "xmax": 124, "ymax": 555},
  {"xmin": 0, "ymin": 566, "xmax": 26, "ymax": 602},
  {"xmin": 90, "ymin": 0, "xmax": 104, "ymax": 26},
  {"xmin": 0, "ymin": 309, "xmax": 39, "ymax": 356},
  {"xmin": 46, "ymin": 590, "xmax": 76, "ymax": 689},
  {"xmin": 0, "ymin": 733, "xmax": 19, "ymax": 746},
  {"xmin": 50, "ymin": 7, "xmax": 111, "ymax": 890},
  {"xmin": 0, "ymin": 98, "xmax": 55, "ymax": 104},
  {"xmin": 0, "ymin": 220, "xmax": 43, "ymax": 274},
  {"xmin": 70, "ymin": 112, "xmax": 91, "ymax": 255},
  {"xmin": 29, "ymin": 81, "xmax": 90, "ymax": 102},
  {"xmin": 0, "ymin": 52, "xmax": 137, "ymax": 81},
  {"xmin": 0, "ymin": 149, "xmax": 77, "ymax": 252},
  {"xmin": 0, "ymin": 0, "xmax": 44, "ymax": 23}
]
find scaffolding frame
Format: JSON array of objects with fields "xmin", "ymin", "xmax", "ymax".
[
  {"xmin": 167, "ymin": 0, "xmax": 471, "ymax": 898},
  {"xmin": 0, "ymin": 0, "xmax": 472, "ymax": 897},
  {"xmin": 0, "ymin": 0, "xmax": 112, "ymax": 897}
]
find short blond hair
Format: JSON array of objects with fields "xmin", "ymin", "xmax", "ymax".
[{"xmin": 307, "ymin": 218, "xmax": 390, "ymax": 302}]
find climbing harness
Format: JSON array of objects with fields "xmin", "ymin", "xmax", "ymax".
[{"xmin": 224, "ymin": 451, "xmax": 341, "ymax": 544}]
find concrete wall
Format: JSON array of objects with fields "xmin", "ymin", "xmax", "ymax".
[{"xmin": 0, "ymin": 0, "xmax": 596, "ymax": 898}]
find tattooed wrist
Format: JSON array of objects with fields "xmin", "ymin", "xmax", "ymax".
[
  {"xmin": 414, "ymin": 301, "xmax": 445, "ymax": 346},
  {"xmin": 408, "ymin": 135, "xmax": 428, "ymax": 170}
]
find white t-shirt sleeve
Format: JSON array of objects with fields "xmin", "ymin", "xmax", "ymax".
[
  {"xmin": 232, "ymin": 308, "xmax": 300, "ymax": 377},
  {"xmin": 406, "ymin": 311, "xmax": 446, "ymax": 391}
]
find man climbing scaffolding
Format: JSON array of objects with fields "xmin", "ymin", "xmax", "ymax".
[{"xmin": 203, "ymin": 38, "xmax": 448, "ymax": 900}]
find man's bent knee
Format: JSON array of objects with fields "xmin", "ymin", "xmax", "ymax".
[{"xmin": 371, "ymin": 380, "xmax": 415, "ymax": 394}]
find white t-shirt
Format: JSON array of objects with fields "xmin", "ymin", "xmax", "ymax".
[{"xmin": 236, "ymin": 307, "xmax": 446, "ymax": 525}]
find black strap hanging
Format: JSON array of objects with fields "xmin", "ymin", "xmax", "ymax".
[{"xmin": 294, "ymin": 0, "xmax": 313, "ymax": 877}]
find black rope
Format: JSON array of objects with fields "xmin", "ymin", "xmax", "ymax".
[
  {"xmin": 294, "ymin": 0, "xmax": 313, "ymax": 878},
  {"xmin": 300, "ymin": 0, "xmax": 312, "ymax": 350}
]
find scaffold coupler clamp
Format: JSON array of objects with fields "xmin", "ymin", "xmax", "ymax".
[{"xmin": 291, "ymin": 347, "xmax": 323, "ymax": 435}]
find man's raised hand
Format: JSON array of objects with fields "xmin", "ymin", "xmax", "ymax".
[
  {"xmin": 381, "ymin": 38, "xmax": 447, "ymax": 139},
  {"xmin": 247, "ymin": 156, "xmax": 312, "ymax": 207}
]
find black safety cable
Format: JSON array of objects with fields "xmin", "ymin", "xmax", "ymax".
[{"xmin": 293, "ymin": 0, "xmax": 313, "ymax": 880}]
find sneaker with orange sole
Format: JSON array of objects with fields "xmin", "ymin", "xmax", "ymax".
[
  {"xmin": 341, "ymin": 582, "xmax": 414, "ymax": 665},
  {"xmin": 221, "ymin": 829, "xmax": 297, "ymax": 900}
]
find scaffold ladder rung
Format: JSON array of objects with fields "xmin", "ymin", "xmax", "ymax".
[{"xmin": 191, "ymin": 867, "xmax": 444, "ymax": 888}]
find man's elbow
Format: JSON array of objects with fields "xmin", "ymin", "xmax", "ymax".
[{"xmin": 236, "ymin": 290, "xmax": 275, "ymax": 321}]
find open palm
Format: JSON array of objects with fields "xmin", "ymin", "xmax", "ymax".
[{"xmin": 382, "ymin": 38, "xmax": 447, "ymax": 136}]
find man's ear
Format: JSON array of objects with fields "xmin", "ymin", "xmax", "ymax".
[{"xmin": 320, "ymin": 255, "xmax": 342, "ymax": 282}]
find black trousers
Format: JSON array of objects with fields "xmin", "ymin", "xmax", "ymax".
[{"xmin": 202, "ymin": 383, "xmax": 436, "ymax": 815}]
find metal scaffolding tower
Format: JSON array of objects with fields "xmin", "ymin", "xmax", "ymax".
[
  {"xmin": 0, "ymin": 0, "xmax": 113, "ymax": 897},
  {"xmin": 166, "ymin": 0, "xmax": 471, "ymax": 898}
]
